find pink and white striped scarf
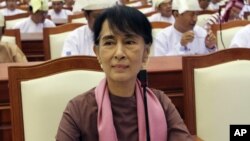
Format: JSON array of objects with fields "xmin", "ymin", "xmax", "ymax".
[{"xmin": 95, "ymin": 78, "xmax": 167, "ymax": 141}]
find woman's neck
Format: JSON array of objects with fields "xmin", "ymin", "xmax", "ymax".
[{"xmin": 107, "ymin": 78, "xmax": 136, "ymax": 97}]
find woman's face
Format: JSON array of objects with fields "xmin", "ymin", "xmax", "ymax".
[{"xmin": 94, "ymin": 20, "xmax": 149, "ymax": 84}]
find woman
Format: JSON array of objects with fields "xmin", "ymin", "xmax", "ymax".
[{"xmin": 56, "ymin": 5, "xmax": 192, "ymax": 141}]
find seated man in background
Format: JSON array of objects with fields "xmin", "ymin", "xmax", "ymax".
[
  {"xmin": 198, "ymin": 0, "xmax": 210, "ymax": 10},
  {"xmin": 0, "ymin": 0, "xmax": 6, "ymax": 7},
  {"xmin": 0, "ymin": 0, "xmax": 26, "ymax": 16},
  {"xmin": 63, "ymin": 0, "xmax": 74, "ymax": 10},
  {"xmin": 48, "ymin": 0, "xmax": 73, "ymax": 20},
  {"xmin": 61, "ymin": 0, "xmax": 116, "ymax": 56},
  {"xmin": 0, "ymin": 14, "xmax": 27, "ymax": 62},
  {"xmin": 206, "ymin": 0, "xmax": 244, "ymax": 28},
  {"xmin": 153, "ymin": 0, "xmax": 216, "ymax": 56},
  {"xmin": 230, "ymin": 24, "xmax": 250, "ymax": 48},
  {"xmin": 0, "ymin": 39, "xmax": 28, "ymax": 62},
  {"xmin": 72, "ymin": 0, "xmax": 119, "ymax": 13},
  {"xmin": 21, "ymin": 0, "xmax": 30, "ymax": 5},
  {"xmin": 239, "ymin": 0, "xmax": 250, "ymax": 18},
  {"xmin": 148, "ymin": 0, "xmax": 175, "ymax": 24},
  {"xmin": 18, "ymin": 0, "xmax": 30, "ymax": 10},
  {"xmin": 208, "ymin": 0, "xmax": 221, "ymax": 10},
  {"xmin": 13, "ymin": 0, "xmax": 55, "ymax": 33}
]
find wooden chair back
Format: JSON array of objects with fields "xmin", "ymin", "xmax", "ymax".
[
  {"xmin": 183, "ymin": 48, "xmax": 250, "ymax": 140},
  {"xmin": 211, "ymin": 20, "xmax": 250, "ymax": 49},
  {"xmin": 2, "ymin": 28, "xmax": 22, "ymax": 48},
  {"xmin": 43, "ymin": 23, "xmax": 84, "ymax": 60},
  {"xmin": 4, "ymin": 13, "xmax": 30, "ymax": 29},
  {"xmin": 8, "ymin": 56, "xmax": 105, "ymax": 141}
]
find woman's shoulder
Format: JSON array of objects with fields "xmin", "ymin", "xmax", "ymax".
[
  {"xmin": 65, "ymin": 88, "xmax": 98, "ymax": 122},
  {"xmin": 69, "ymin": 87, "xmax": 97, "ymax": 107},
  {"xmin": 150, "ymin": 88, "xmax": 171, "ymax": 104},
  {"xmin": 150, "ymin": 88, "xmax": 164, "ymax": 96}
]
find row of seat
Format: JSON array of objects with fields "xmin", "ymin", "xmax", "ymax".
[
  {"xmin": 7, "ymin": 48, "xmax": 250, "ymax": 141},
  {"xmin": 2, "ymin": 3, "xmax": 159, "ymax": 29},
  {"xmin": 8, "ymin": 56, "xmax": 103, "ymax": 141},
  {"xmin": 1, "ymin": 21, "xmax": 170, "ymax": 60},
  {"xmin": 3, "ymin": 12, "xmax": 87, "ymax": 29},
  {"xmin": 183, "ymin": 48, "xmax": 250, "ymax": 141},
  {"xmin": 3, "ymin": 19, "xmax": 250, "ymax": 60}
]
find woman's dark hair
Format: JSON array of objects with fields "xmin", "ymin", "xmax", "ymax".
[{"xmin": 93, "ymin": 5, "xmax": 152, "ymax": 46}]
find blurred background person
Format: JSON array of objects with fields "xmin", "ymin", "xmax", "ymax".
[
  {"xmin": 0, "ymin": 0, "xmax": 6, "ymax": 7},
  {"xmin": 61, "ymin": 0, "xmax": 116, "ymax": 56},
  {"xmin": 199, "ymin": 0, "xmax": 211, "ymax": 10},
  {"xmin": 148, "ymin": 0, "xmax": 175, "ymax": 23},
  {"xmin": 48, "ymin": 0, "xmax": 73, "ymax": 20},
  {"xmin": 18, "ymin": 0, "xmax": 31, "ymax": 10},
  {"xmin": 154, "ymin": 0, "xmax": 217, "ymax": 56},
  {"xmin": 206, "ymin": 0, "xmax": 244, "ymax": 29},
  {"xmin": 239, "ymin": 0, "xmax": 250, "ymax": 18},
  {"xmin": 73, "ymin": 0, "xmax": 121, "ymax": 13},
  {"xmin": 0, "ymin": 13, "xmax": 27, "ymax": 62},
  {"xmin": 21, "ymin": 0, "xmax": 30, "ymax": 4},
  {"xmin": 0, "ymin": 0, "xmax": 27, "ymax": 16},
  {"xmin": 13, "ymin": 0, "xmax": 55, "ymax": 33},
  {"xmin": 63, "ymin": 0, "xmax": 74, "ymax": 10},
  {"xmin": 230, "ymin": 24, "xmax": 250, "ymax": 48},
  {"xmin": 208, "ymin": 0, "xmax": 221, "ymax": 10},
  {"xmin": 221, "ymin": 0, "xmax": 244, "ymax": 21}
]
